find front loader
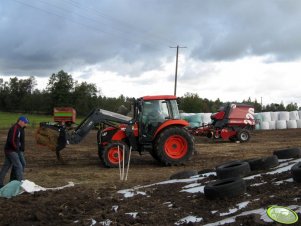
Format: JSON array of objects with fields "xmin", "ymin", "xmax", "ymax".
[{"xmin": 36, "ymin": 95, "xmax": 195, "ymax": 167}]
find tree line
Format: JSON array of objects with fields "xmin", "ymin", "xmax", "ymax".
[{"xmin": 0, "ymin": 70, "xmax": 299, "ymax": 116}]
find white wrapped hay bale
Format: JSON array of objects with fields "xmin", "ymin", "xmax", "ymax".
[
  {"xmin": 268, "ymin": 121, "xmax": 276, "ymax": 130},
  {"xmin": 189, "ymin": 122, "xmax": 201, "ymax": 128},
  {"xmin": 189, "ymin": 113, "xmax": 202, "ymax": 123},
  {"xmin": 201, "ymin": 113, "xmax": 212, "ymax": 124},
  {"xmin": 260, "ymin": 121, "xmax": 270, "ymax": 130},
  {"xmin": 278, "ymin": 111, "xmax": 289, "ymax": 121},
  {"xmin": 276, "ymin": 120, "xmax": 287, "ymax": 129},
  {"xmin": 297, "ymin": 120, "xmax": 301, "ymax": 128},
  {"xmin": 270, "ymin": 112, "xmax": 279, "ymax": 121},
  {"xmin": 180, "ymin": 113, "xmax": 192, "ymax": 122},
  {"xmin": 298, "ymin": 111, "xmax": 301, "ymax": 120},
  {"xmin": 287, "ymin": 120, "xmax": 297, "ymax": 129},
  {"xmin": 254, "ymin": 113, "xmax": 263, "ymax": 124},
  {"xmin": 289, "ymin": 111, "xmax": 299, "ymax": 120},
  {"xmin": 261, "ymin": 112, "xmax": 272, "ymax": 122},
  {"xmin": 255, "ymin": 123, "xmax": 261, "ymax": 130}
]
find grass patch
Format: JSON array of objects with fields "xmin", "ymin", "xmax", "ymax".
[{"xmin": 0, "ymin": 112, "xmax": 52, "ymax": 129}]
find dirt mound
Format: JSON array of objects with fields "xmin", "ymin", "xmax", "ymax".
[{"xmin": 0, "ymin": 129, "xmax": 301, "ymax": 225}]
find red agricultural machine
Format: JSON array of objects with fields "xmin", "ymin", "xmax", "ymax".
[
  {"xmin": 53, "ymin": 107, "xmax": 76, "ymax": 126},
  {"xmin": 188, "ymin": 103, "xmax": 255, "ymax": 142},
  {"xmin": 36, "ymin": 95, "xmax": 195, "ymax": 167}
]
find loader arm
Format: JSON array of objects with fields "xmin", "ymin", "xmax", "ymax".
[
  {"xmin": 68, "ymin": 108, "xmax": 132, "ymax": 144},
  {"xmin": 36, "ymin": 108, "xmax": 132, "ymax": 155}
]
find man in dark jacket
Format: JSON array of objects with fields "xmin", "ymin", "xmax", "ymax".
[{"xmin": 0, "ymin": 116, "xmax": 29, "ymax": 188}]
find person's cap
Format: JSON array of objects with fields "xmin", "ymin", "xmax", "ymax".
[{"xmin": 18, "ymin": 116, "xmax": 29, "ymax": 124}]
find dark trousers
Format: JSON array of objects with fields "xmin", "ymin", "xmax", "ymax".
[
  {"xmin": 0, "ymin": 152, "xmax": 23, "ymax": 187},
  {"xmin": 10, "ymin": 152, "xmax": 26, "ymax": 181}
]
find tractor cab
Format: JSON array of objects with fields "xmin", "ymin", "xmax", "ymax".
[{"xmin": 137, "ymin": 96, "xmax": 181, "ymax": 142}]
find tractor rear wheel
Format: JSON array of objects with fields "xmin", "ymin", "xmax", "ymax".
[
  {"xmin": 155, "ymin": 127, "xmax": 194, "ymax": 166},
  {"xmin": 100, "ymin": 142, "xmax": 129, "ymax": 168},
  {"xmin": 237, "ymin": 129, "xmax": 250, "ymax": 142}
]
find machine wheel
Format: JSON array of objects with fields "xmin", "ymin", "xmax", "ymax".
[
  {"xmin": 100, "ymin": 142, "xmax": 129, "ymax": 168},
  {"xmin": 236, "ymin": 129, "xmax": 250, "ymax": 142},
  {"xmin": 155, "ymin": 127, "xmax": 195, "ymax": 166}
]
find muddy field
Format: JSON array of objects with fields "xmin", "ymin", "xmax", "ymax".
[{"xmin": 0, "ymin": 128, "xmax": 301, "ymax": 225}]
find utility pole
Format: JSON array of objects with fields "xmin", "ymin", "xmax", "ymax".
[{"xmin": 170, "ymin": 45, "xmax": 187, "ymax": 96}]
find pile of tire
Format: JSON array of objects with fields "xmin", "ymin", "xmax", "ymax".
[
  {"xmin": 274, "ymin": 148, "xmax": 301, "ymax": 183},
  {"xmin": 273, "ymin": 147, "xmax": 301, "ymax": 183},
  {"xmin": 204, "ymin": 160, "xmax": 250, "ymax": 199}
]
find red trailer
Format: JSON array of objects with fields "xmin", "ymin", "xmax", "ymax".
[{"xmin": 189, "ymin": 103, "xmax": 255, "ymax": 142}]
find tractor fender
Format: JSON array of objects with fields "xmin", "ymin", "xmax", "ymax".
[
  {"xmin": 111, "ymin": 129, "xmax": 127, "ymax": 141},
  {"xmin": 154, "ymin": 119, "xmax": 189, "ymax": 138}
]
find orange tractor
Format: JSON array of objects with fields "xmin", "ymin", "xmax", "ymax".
[{"xmin": 37, "ymin": 95, "xmax": 195, "ymax": 167}]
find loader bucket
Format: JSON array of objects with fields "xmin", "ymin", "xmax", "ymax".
[{"xmin": 36, "ymin": 122, "xmax": 67, "ymax": 159}]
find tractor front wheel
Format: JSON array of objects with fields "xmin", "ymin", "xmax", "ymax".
[
  {"xmin": 155, "ymin": 127, "xmax": 195, "ymax": 166},
  {"xmin": 100, "ymin": 142, "xmax": 129, "ymax": 168}
]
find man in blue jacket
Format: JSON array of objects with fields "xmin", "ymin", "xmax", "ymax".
[{"xmin": 0, "ymin": 116, "xmax": 29, "ymax": 188}]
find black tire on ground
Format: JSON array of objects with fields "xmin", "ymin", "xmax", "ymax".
[
  {"xmin": 245, "ymin": 155, "xmax": 279, "ymax": 171},
  {"xmin": 273, "ymin": 148, "xmax": 301, "ymax": 159},
  {"xmin": 216, "ymin": 160, "xmax": 251, "ymax": 179},
  {"xmin": 100, "ymin": 142, "xmax": 129, "ymax": 168},
  {"xmin": 155, "ymin": 126, "xmax": 195, "ymax": 166},
  {"xmin": 169, "ymin": 170, "xmax": 198, "ymax": 180},
  {"xmin": 236, "ymin": 129, "xmax": 250, "ymax": 142},
  {"xmin": 291, "ymin": 162, "xmax": 301, "ymax": 182},
  {"xmin": 204, "ymin": 177, "xmax": 246, "ymax": 199}
]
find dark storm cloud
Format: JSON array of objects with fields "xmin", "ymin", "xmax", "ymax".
[{"xmin": 1, "ymin": 0, "xmax": 301, "ymax": 78}]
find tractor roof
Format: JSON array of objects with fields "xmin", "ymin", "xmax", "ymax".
[{"xmin": 142, "ymin": 95, "xmax": 177, "ymax": 101}]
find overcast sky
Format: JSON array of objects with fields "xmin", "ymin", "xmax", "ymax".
[{"xmin": 1, "ymin": 0, "xmax": 301, "ymax": 106}]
